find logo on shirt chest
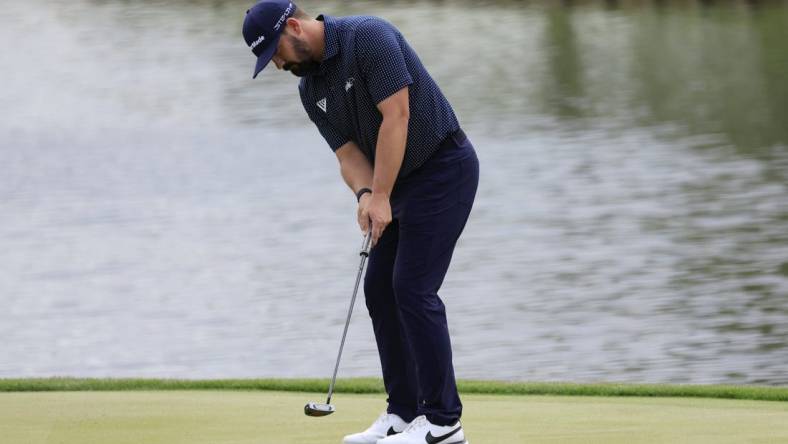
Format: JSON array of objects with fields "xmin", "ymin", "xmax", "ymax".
[
  {"xmin": 313, "ymin": 76, "xmax": 353, "ymax": 115},
  {"xmin": 316, "ymin": 97, "xmax": 327, "ymax": 113}
]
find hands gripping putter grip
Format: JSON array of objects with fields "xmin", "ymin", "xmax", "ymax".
[{"xmin": 304, "ymin": 231, "xmax": 373, "ymax": 417}]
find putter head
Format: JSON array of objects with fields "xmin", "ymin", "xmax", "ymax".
[{"xmin": 304, "ymin": 402, "xmax": 335, "ymax": 417}]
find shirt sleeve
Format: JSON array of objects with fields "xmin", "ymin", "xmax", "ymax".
[
  {"xmin": 299, "ymin": 82, "xmax": 350, "ymax": 152},
  {"xmin": 353, "ymin": 19, "xmax": 414, "ymax": 105}
]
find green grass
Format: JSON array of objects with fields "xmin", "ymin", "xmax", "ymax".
[
  {"xmin": 1, "ymin": 377, "xmax": 787, "ymax": 401},
  {"xmin": 2, "ymin": 390, "xmax": 788, "ymax": 444}
]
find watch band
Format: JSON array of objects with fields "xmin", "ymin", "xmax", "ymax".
[{"xmin": 355, "ymin": 187, "xmax": 372, "ymax": 202}]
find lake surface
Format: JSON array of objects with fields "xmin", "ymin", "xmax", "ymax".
[{"xmin": 1, "ymin": 0, "xmax": 787, "ymax": 385}]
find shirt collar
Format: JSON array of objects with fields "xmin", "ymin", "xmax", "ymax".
[{"xmin": 317, "ymin": 14, "xmax": 340, "ymax": 63}]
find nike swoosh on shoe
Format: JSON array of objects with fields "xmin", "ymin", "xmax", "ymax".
[{"xmin": 425, "ymin": 425, "xmax": 462, "ymax": 444}]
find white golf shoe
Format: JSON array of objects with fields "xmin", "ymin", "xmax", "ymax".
[
  {"xmin": 376, "ymin": 415, "xmax": 468, "ymax": 444},
  {"xmin": 342, "ymin": 412, "xmax": 408, "ymax": 444}
]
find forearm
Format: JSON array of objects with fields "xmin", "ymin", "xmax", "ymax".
[
  {"xmin": 371, "ymin": 115, "xmax": 408, "ymax": 197},
  {"xmin": 338, "ymin": 143, "xmax": 374, "ymax": 194}
]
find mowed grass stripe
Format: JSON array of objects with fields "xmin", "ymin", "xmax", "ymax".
[
  {"xmin": 1, "ymin": 378, "xmax": 786, "ymax": 402},
  {"xmin": 1, "ymin": 391, "xmax": 788, "ymax": 444}
]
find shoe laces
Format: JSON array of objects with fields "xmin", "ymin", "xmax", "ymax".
[{"xmin": 403, "ymin": 415, "xmax": 429, "ymax": 433}]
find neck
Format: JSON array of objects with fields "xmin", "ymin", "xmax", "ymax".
[{"xmin": 303, "ymin": 19, "xmax": 325, "ymax": 62}]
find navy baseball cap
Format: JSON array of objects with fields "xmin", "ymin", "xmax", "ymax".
[{"xmin": 243, "ymin": 0, "xmax": 297, "ymax": 79}]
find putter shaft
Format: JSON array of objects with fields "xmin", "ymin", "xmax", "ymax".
[{"xmin": 326, "ymin": 232, "xmax": 373, "ymax": 405}]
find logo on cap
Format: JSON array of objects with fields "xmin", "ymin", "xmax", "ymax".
[
  {"xmin": 274, "ymin": 3, "xmax": 294, "ymax": 31},
  {"xmin": 250, "ymin": 35, "xmax": 266, "ymax": 50}
]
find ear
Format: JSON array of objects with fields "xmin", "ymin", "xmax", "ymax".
[{"xmin": 285, "ymin": 17, "xmax": 302, "ymax": 35}]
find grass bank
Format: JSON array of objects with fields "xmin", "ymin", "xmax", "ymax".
[{"xmin": 1, "ymin": 377, "xmax": 786, "ymax": 401}]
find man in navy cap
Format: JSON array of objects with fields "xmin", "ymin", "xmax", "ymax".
[{"xmin": 243, "ymin": 2, "xmax": 478, "ymax": 443}]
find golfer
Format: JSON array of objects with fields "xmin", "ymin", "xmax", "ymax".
[{"xmin": 243, "ymin": 2, "xmax": 478, "ymax": 443}]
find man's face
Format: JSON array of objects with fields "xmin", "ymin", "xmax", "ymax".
[{"xmin": 271, "ymin": 28, "xmax": 320, "ymax": 77}]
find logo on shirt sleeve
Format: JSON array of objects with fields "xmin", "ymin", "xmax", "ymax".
[
  {"xmin": 316, "ymin": 97, "xmax": 327, "ymax": 113},
  {"xmin": 345, "ymin": 77, "xmax": 355, "ymax": 92}
]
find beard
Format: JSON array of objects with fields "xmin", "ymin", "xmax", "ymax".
[
  {"xmin": 284, "ymin": 60, "xmax": 320, "ymax": 77},
  {"xmin": 283, "ymin": 35, "xmax": 320, "ymax": 77}
]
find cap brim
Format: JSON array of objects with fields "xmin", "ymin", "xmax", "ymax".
[{"xmin": 252, "ymin": 35, "xmax": 281, "ymax": 79}]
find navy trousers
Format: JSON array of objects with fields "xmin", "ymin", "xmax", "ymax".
[{"xmin": 363, "ymin": 129, "xmax": 479, "ymax": 426}]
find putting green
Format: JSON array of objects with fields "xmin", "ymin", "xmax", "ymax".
[{"xmin": 2, "ymin": 391, "xmax": 787, "ymax": 444}]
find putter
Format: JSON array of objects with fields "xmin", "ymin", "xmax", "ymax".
[{"xmin": 304, "ymin": 231, "xmax": 373, "ymax": 417}]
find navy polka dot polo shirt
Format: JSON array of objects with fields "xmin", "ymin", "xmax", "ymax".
[{"xmin": 298, "ymin": 15, "xmax": 460, "ymax": 179}]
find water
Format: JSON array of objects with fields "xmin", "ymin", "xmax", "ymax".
[{"xmin": 1, "ymin": 0, "xmax": 787, "ymax": 384}]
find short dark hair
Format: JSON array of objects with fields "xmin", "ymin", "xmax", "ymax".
[{"xmin": 293, "ymin": 7, "xmax": 309, "ymax": 19}]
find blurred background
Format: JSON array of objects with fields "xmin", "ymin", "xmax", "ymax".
[{"xmin": 1, "ymin": 0, "xmax": 786, "ymax": 385}]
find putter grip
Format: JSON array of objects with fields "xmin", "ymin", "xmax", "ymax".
[{"xmin": 360, "ymin": 232, "xmax": 372, "ymax": 257}]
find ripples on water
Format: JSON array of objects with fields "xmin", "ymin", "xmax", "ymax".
[{"xmin": 1, "ymin": 0, "xmax": 786, "ymax": 384}]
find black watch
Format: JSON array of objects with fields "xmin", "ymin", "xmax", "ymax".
[{"xmin": 355, "ymin": 187, "xmax": 372, "ymax": 202}]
